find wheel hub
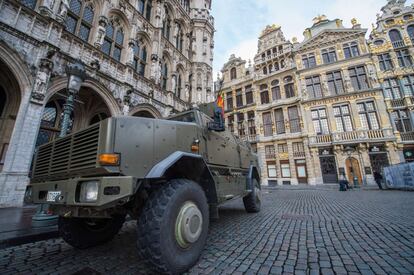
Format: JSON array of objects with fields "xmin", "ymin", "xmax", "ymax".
[{"xmin": 175, "ymin": 201, "xmax": 203, "ymax": 248}]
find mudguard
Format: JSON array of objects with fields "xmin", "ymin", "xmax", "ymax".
[{"xmin": 145, "ymin": 151, "xmax": 218, "ymax": 203}]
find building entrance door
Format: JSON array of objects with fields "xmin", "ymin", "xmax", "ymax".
[
  {"xmin": 320, "ymin": 156, "xmax": 338, "ymax": 183},
  {"xmin": 369, "ymin": 153, "xmax": 389, "ymax": 175},
  {"xmin": 346, "ymin": 158, "xmax": 362, "ymax": 186},
  {"xmin": 295, "ymin": 159, "xmax": 308, "ymax": 184}
]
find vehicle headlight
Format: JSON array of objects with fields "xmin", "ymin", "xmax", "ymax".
[{"xmin": 80, "ymin": 181, "xmax": 99, "ymax": 202}]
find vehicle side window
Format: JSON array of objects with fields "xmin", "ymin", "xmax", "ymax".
[{"xmin": 200, "ymin": 113, "xmax": 213, "ymax": 127}]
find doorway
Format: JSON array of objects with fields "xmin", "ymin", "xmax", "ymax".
[
  {"xmin": 346, "ymin": 157, "xmax": 362, "ymax": 186},
  {"xmin": 320, "ymin": 156, "xmax": 338, "ymax": 183},
  {"xmin": 295, "ymin": 159, "xmax": 308, "ymax": 184}
]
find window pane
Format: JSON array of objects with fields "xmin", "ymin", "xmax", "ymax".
[
  {"xmin": 83, "ymin": 6, "xmax": 94, "ymax": 24},
  {"xmin": 69, "ymin": 0, "xmax": 82, "ymax": 15},
  {"xmin": 106, "ymin": 24, "xmax": 114, "ymax": 38},
  {"xmin": 281, "ymin": 164, "xmax": 291, "ymax": 178},
  {"xmin": 116, "ymin": 30, "xmax": 124, "ymax": 45},
  {"xmin": 66, "ymin": 15, "xmax": 77, "ymax": 34},
  {"xmin": 21, "ymin": 0, "xmax": 36, "ymax": 9},
  {"xmin": 369, "ymin": 113, "xmax": 380, "ymax": 129},
  {"xmin": 79, "ymin": 24, "xmax": 90, "ymax": 42},
  {"xmin": 359, "ymin": 114, "xmax": 369, "ymax": 130}
]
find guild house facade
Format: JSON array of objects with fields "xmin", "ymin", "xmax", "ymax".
[
  {"xmin": 220, "ymin": 0, "xmax": 412, "ymax": 186},
  {"xmin": 0, "ymin": 0, "xmax": 214, "ymax": 207}
]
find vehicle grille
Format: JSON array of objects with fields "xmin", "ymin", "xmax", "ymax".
[{"xmin": 32, "ymin": 124, "xmax": 100, "ymax": 180}]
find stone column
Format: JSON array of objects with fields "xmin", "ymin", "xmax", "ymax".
[
  {"xmin": 0, "ymin": 57, "xmax": 54, "ymax": 207},
  {"xmin": 308, "ymin": 147, "xmax": 322, "ymax": 185}
]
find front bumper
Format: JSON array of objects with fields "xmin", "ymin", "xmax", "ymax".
[{"xmin": 26, "ymin": 176, "xmax": 137, "ymax": 208}]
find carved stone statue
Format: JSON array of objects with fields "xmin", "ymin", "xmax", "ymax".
[
  {"xmin": 174, "ymin": 23, "xmax": 179, "ymax": 38},
  {"xmin": 59, "ymin": 0, "xmax": 69, "ymax": 17},
  {"xmin": 127, "ymin": 42, "xmax": 135, "ymax": 65},
  {"xmin": 171, "ymin": 75, "xmax": 176, "ymax": 93},
  {"xmin": 42, "ymin": 0, "xmax": 55, "ymax": 10},
  {"xmin": 94, "ymin": 26, "xmax": 106, "ymax": 48},
  {"xmin": 185, "ymin": 85, "xmax": 190, "ymax": 101},
  {"xmin": 33, "ymin": 70, "xmax": 48, "ymax": 97},
  {"xmin": 150, "ymin": 60, "xmax": 158, "ymax": 81},
  {"xmin": 155, "ymin": 3, "xmax": 164, "ymax": 28},
  {"xmin": 367, "ymin": 64, "xmax": 378, "ymax": 85}
]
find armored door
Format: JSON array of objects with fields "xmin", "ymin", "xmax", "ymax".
[{"xmin": 319, "ymin": 156, "xmax": 338, "ymax": 183}]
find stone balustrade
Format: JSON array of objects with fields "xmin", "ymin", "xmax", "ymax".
[{"xmin": 309, "ymin": 129, "xmax": 396, "ymax": 146}]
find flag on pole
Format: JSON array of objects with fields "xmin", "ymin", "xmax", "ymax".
[{"xmin": 216, "ymin": 90, "xmax": 224, "ymax": 116}]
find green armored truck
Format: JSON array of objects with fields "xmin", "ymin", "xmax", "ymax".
[{"xmin": 25, "ymin": 104, "xmax": 261, "ymax": 274}]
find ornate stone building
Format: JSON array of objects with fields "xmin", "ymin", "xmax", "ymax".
[
  {"xmin": 220, "ymin": 1, "xmax": 408, "ymax": 186},
  {"xmin": 0, "ymin": 0, "xmax": 214, "ymax": 207},
  {"xmin": 368, "ymin": 0, "xmax": 414, "ymax": 162}
]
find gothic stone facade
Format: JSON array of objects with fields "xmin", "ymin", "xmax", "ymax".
[
  {"xmin": 0, "ymin": 0, "xmax": 214, "ymax": 207},
  {"xmin": 221, "ymin": 0, "xmax": 412, "ymax": 186}
]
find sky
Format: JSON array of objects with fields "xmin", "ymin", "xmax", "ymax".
[{"xmin": 210, "ymin": 0, "xmax": 414, "ymax": 78}]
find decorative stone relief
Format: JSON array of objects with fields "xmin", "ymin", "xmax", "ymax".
[
  {"xmin": 56, "ymin": 0, "xmax": 69, "ymax": 23},
  {"xmin": 94, "ymin": 16, "xmax": 108, "ymax": 48},
  {"xmin": 31, "ymin": 55, "xmax": 54, "ymax": 103}
]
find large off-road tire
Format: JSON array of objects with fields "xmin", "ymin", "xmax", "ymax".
[
  {"xmin": 243, "ymin": 178, "xmax": 262, "ymax": 213},
  {"xmin": 136, "ymin": 179, "xmax": 209, "ymax": 274},
  {"xmin": 59, "ymin": 215, "xmax": 125, "ymax": 249}
]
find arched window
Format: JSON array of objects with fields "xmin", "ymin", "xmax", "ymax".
[
  {"xmin": 137, "ymin": 0, "xmax": 152, "ymax": 21},
  {"xmin": 408, "ymin": 25, "xmax": 414, "ymax": 39},
  {"xmin": 21, "ymin": 0, "xmax": 37, "ymax": 9},
  {"xmin": 271, "ymin": 80, "xmax": 281, "ymax": 100},
  {"xmin": 177, "ymin": 74, "xmax": 183, "ymax": 98},
  {"xmin": 274, "ymin": 62, "xmax": 279, "ymax": 71},
  {"xmin": 133, "ymin": 43, "xmax": 147, "ymax": 76},
  {"xmin": 176, "ymin": 24, "xmax": 184, "ymax": 52},
  {"xmin": 66, "ymin": 0, "xmax": 94, "ymax": 42},
  {"xmin": 389, "ymin": 29, "xmax": 404, "ymax": 48},
  {"xmin": 263, "ymin": 66, "xmax": 267, "ymax": 75},
  {"xmin": 260, "ymin": 84, "xmax": 269, "ymax": 104},
  {"xmin": 102, "ymin": 21, "xmax": 124, "ymax": 61},
  {"xmin": 0, "ymin": 88, "xmax": 6, "ymax": 117},
  {"xmin": 161, "ymin": 59, "xmax": 168, "ymax": 90},
  {"xmin": 162, "ymin": 8, "xmax": 171, "ymax": 40},
  {"xmin": 268, "ymin": 64, "xmax": 273, "ymax": 73},
  {"xmin": 230, "ymin": 67, "xmax": 237, "ymax": 80},
  {"xmin": 89, "ymin": 113, "xmax": 108, "ymax": 125}
]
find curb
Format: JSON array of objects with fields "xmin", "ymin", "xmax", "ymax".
[{"xmin": 0, "ymin": 226, "xmax": 59, "ymax": 249}]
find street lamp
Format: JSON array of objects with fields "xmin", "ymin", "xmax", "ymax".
[
  {"xmin": 59, "ymin": 60, "xmax": 87, "ymax": 137},
  {"xmin": 33, "ymin": 61, "xmax": 86, "ymax": 227}
]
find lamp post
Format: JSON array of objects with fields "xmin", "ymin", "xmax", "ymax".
[
  {"xmin": 32, "ymin": 61, "xmax": 86, "ymax": 227},
  {"xmin": 60, "ymin": 60, "xmax": 87, "ymax": 137}
]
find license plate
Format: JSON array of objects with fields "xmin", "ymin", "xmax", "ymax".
[{"xmin": 46, "ymin": 191, "xmax": 61, "ymax": 202}]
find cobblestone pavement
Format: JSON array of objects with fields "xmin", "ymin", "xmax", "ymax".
[{"xmin": 1, "ymin": 188, "xmax": 414, "ymax": 275}]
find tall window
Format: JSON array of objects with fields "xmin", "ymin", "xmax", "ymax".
[
  {"xmin": 237, "ymin": 113, "xmax": 245, "ymax": 137},
  {"xmin": 322, "ymin": 47, "xmax": 337, "ymax": 64},
  {"xmin": 284, "ymin": 76, "xmax": 295, "ymax": 98},
  {"xmin": 177, "ymin": 74, "xmax": 182, "ymax": 98},
  {"xmin": 102, "ymin": 21, "xmax": 124, "ymax": 61},
  {"xmin": 343, "ymin": 42, "xmax": 360, "ymax": 59},
  {"xmin": 133, "ymin": 44, "xmax": 147, "ymax": 76},
  {"xmin": 162, "ymin": 8, "xmax": 171, "ymax": 40},
  {"xmin": 384, "ymin": 78, "xmax": 402, "ymax": 99},
  {"xmin": 260, "ymin": 84, "xmax": 270, "ymax": 104},
  {"xmin": 306, "ymin": 76, "xmax": 322, "ymax": 98},
  {"xmin": 230, "ymin": 68, "xmax": 237, "ymax": 80},
  {"xmin": 312, "ymin": 108, "xmax": 329, "ymax": 135},
  {"xmin": 247, "ymin": 111, "xmax": 256, "ymax": 136},
  {"xmin": 392, "ymin": 110, "xmax": 412, "ymax": 132},
  {"xmin": 161, "ymin": 60, "xmax": 168, "ymax": 90},
  {"xmin": 265, "ymin": 145, "xmax": 276, "ymax": 159},
  {"xmin": 278, "ymin": 143, "xmax": 288, "ymax": 153},
  {"xmin": 176, "ymin": 24, "xmax": 184, "ymax": 52},
  {"xmin": 245, "ymin": 85, "xmax": 253, "ymax": 104},
  {"xmin": 226, "ymin": 92, "xmax": 233, "ymax": 110},
  {"xmin": 357, "ymin": 101, "xmax": 380, "ymax": 130},
  {"xmin": 293, "ymin": 142, "xmax": 305, "ymax": 156},
  {"xmin": 236, "ymin": 89, "xmax": 243, "ymax": 107},
  {"xmin": 263, "ymin": 112, "xmax": 273, "ymax": 137},
  {"xmin": 302, "ymin": 53, "xmax": 316, "ymax": 69},
  {"xmin": 267, "ymin": 162, "xmax": 277, "ymax": 178},
  {"xmin": 280, "ymin": 161, "xmax": 291, "ymax": 178},
  {"xmin": 271, "ymin": 80, "xmax": 281, "ymax": 100},
  {"xmin": 227, "ymin": 115, "xmax": 234, "ymax": 132},
  {"xmin": 408, "ymin": 25, "xmax": 414, "ymax": 39},
  {"xmin": 389, "ymin": 29, "xmax": 405, "ymax": 48},
  {"xmin": 137, "ymin": 0, "xmax": 152, "ymax": 20},
  {"xmin": 288, "ymin": 106, "xmax": 300, "ymax": 133},
  {"xmin": 274, "ymin": 109, "xmax": 285, "ymax": 134},
  {"xmin": 378, "ymin": 53, "xmax": 394, "ymax": 71},
  {"xmin": 66, "ymin": 0, "xmax": 94, "ymax": 42},
  {"xmin": 402, "ymin": 75, "xmax": 414, "ymax": 96},
  {"xmin": 21, "ymin": 0, "xmax": 37, "ymax": 9},
  {"xmin": 327, "ymin": 71, "xmax": 344, "ymax": 95},
  {"xmin": 349, "ymin": 66, "xmax": 369, "ymax": 91},
  {"xmin": 274, "ymin": 62, "xmax": 280, "ymax": 71},
  {"xmin": 333, "ymin": 105, "xmax": 353, "ymax": 132},
  {"xmin": 396, "ymin": 49, "xmax": 413, "ymax": 68}
]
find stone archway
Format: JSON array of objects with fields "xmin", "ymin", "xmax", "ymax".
[
  {"xmin": 133, "ymin": 110, "xmax": 155, "ymax": 118},
  {"xmin": 0, "ymin": 59, "xmax": 22, "ymax": 171},
  {"xmin": 130, "ymin": 104, "xmax": 162, "ymax": 119},
  {"xmin": 35, "ymin": 87, "xmax": 113, "ymax": 147}
]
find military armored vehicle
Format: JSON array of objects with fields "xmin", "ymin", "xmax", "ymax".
[{"xmin": 25, "ymin": 104, "xmax": 261, "ymax": 274}]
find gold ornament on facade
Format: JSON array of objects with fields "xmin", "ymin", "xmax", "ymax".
[
  {"xmin": 313, "ymin": 15, "xmax": 328, "ymax": 25},
  {"xmin": 261, "ymin": 24, "xmax": 281, "ymax": 37},
  {"xmin": 279, "ymin": 152, "xmax": 289, "ymax": 160},
  {"xmin": 351, "ymin": 18, "xmax": 358, "ymax": 26}
]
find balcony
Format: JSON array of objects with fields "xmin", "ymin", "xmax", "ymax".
[
  {"xmin": 309, "ymin": 129, "xmax": 395, "ymax": 146},
  {"xmin": 392, "ymin": 40, "xmax": 406, "ymax": 49},
  {"xmin": 401, "ymin": 131, "xmax": 414, "ymax": 142},
  {"xmin": 240, "ymin": 134, "xmax": 257, "ymax": 143},
  {"xmin": 390, "ymin": 98, "xmax": 405, "ymax": 108},
  {"xmin": 293, "ymin": 151, "xmax": 306, "ymax": 158}
]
